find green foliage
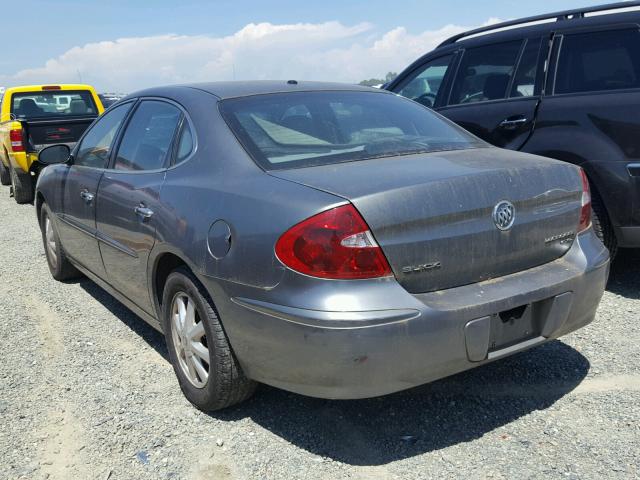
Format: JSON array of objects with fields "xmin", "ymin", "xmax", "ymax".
[{"xmin": 359, "ymin": 72, "xmax": 398, "ymax": 87}]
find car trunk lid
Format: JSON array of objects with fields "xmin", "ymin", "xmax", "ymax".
[{"xmin": 269, "ymin": 147, "xmax": 584, "ymax": 293}]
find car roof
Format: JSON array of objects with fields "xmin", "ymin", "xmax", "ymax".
[
  {"xmin": 441, "ymin": 3, "xmax": 640, "ymax": 50},
  {"xmin": 127, "ymin": 81, "xmax": 383, "ymax": 100},
  {"xmin": 388, "ymin": 3, "xmax": 640, "ymax": 89}
]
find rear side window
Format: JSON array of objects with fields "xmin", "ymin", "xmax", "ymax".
[
  {"xmin": 395, "ymin": 55, "xmax": 454, "ymax": 108},
  {"xmin": 175, "ymin": 122, "xmax": 194, "ymax": 163},
  {"xmin": 555, "ymin": 29, "xmax": 640, "ymax": 95},
  {"xmin": 114, "ymin": 101, "xmax": 182, "ymax": 171},
  {"xmin": 449, "ymin": 40, "xmax": 522, "ymax": 105}
]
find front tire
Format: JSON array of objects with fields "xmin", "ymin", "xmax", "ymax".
[
  {"xmin": 162, "ymin": 267, "xmax": 256, "ymax": 411},
  {"xmin": 0, "ymin": 160, "xmax": 10, "ymax": 186},
  {"xmin": 10, "ymin": 166, "xmax": 34, "ymax": 204},
  {"xmin": 40, "ymin": 204, "xmax": 81, "ymax": 281}
]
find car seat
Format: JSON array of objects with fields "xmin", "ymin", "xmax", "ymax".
[
  {"xmin": 69, "ymin": 99, "xmax": 88, "ymax": 115},
  {"xmin": 16, "ymin": 98, "xmax": 44, "ymax": 117}
]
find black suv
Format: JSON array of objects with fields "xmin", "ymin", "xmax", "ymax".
[{"xmin": 386, "ymin": 1, "xmax": 640, "ymax": 258}]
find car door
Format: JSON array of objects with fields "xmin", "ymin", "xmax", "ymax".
[
  {"xmin": 527, "ymin": 25, "xmax": 640, "ymax": 230},
  {"xmin": 95, "ymin": 99, "xmax": 183, "ymax": 314},
  {"xmin": 437, "ymin": 37, "xmax": 543, "ymax": 150},
  {"xmin": 57, "ymin": 102, "xmax": 133, "ymax": 278}
]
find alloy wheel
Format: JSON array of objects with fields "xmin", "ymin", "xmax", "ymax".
[
  {"xmin": 44, "ymin": 216, "xmax": 58, "ymax": 270},
  {"xmin": 170, "ymin": 293, "xmax": 210, "ymax": 388}
]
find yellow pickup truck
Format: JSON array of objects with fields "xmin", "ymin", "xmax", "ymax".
[{"xmin": 0, "ymin": 84, "xmax": 104, "ymax": 203}]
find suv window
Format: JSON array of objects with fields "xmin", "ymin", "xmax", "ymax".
[
  {"xmin": 114, "ymin": 101, "xmax": 182, "ymax": 171},
  {"xmin": 395, "ymin": 55, "xmax": 453, "ymax": 107},
  {"xmin": 511, "ymin": 38, "xmax": 541, "ymax": 98},
  {"xmin": 449, "ymin": 40, "xmax": 522, "ymax": 105},
  {"xmin": 75, "ymin": 102, "xmax": 132, "ymax": 168},
  {"xmin": 555, "ymin": 28, "xmax": 640, "ymax": 95}
]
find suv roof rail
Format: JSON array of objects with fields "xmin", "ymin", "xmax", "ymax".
[{"xmin": 438, "ymin": 1, "xmax": 640, "ymax": 47}]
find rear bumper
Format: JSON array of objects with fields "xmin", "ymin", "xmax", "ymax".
[{"xmin": 208, "ymin": 229, "xmax": 609, "ymax": 399}]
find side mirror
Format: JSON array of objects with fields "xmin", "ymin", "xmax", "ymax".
[{"xmin": 38, "ymin": 144, "xmax": 71, "ymax": 166}]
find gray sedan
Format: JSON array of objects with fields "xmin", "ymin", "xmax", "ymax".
[{"xmin": 35, "ymin": 81, "xmax": 609, "ymax": 410}]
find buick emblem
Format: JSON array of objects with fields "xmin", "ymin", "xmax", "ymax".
[{"xmin": 492, "ymin": 200, "xmax": 515, "ymax": 231}]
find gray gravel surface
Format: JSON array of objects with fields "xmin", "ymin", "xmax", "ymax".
[{"xmin": 0, "ymin": 189, "xmax": 638, "ymax": 480}]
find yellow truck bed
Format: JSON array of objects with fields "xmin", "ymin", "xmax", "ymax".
[{"xmin": 0, "ymin": 84, "xmax": 104, "ymax": 203}]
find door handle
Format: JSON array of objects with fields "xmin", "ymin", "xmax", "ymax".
[
  {"xmin": 80, "ymin": 190, "xmax": 95, "ymax": 203},
  {"xmin": 499, "ymin": 116, "xmax": 528, "ymax": 130},
  {"xmin": 134, "ymin": 204, "xmax": 154, "ymax": 220}
]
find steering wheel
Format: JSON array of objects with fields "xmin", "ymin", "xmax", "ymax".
[{"xmin": 414, "ymin": 92, "xmax": 437, "ymax": 108}]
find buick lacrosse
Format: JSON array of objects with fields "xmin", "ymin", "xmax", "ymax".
[{"xmin": 35, "ymin": 81, "xmax": 609, "ymax": 410}]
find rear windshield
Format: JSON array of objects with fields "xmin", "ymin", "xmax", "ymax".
[
  {"xmin": 10, "ymin": 90, "xmax": 98, "ymax": 119},
  {"xmin": 219, "ymin": 91, "xmax": 484, "ymax": 170}
]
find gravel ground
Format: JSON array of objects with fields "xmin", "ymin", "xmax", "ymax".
[{"xmin": 0, "ymin": 189, "xmax": 638, "ymax": 480}]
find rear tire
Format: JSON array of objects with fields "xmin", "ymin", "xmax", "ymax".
[
  {"xmin": 9, "ymin": 166, "xmax": 34, "ymax": 204},
  {"xmin": 591, "ymin": 191, "xmax": 617, "ymax": 261},
  {"xmin": 39, "ymin": 203, "xmax": 82, "ymax": 281},
  {"xmin": 162, "ymin": 267, "xmax": 256, "ymax": 411},
  {"xmin": 0, "ymin": 161, "xmax": 10, "ymax": 186}
]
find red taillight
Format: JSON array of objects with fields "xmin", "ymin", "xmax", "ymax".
[
  {"xmin": 275, "ymin": 204, "xmax": 393, "ymax": 279},
  {"xmin": 579, "ymin": 168, "xmax": 592, "ymax": 232},
  {"xmin": 9, "ymin": 129, "xmax": 24, "ymax": 152},
  {"xmin": 42, "ymin": 85, "xmax": 61, "ymax": 90}
]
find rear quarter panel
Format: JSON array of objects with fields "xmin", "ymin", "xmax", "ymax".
[
  {"xmin": 147, "ymin": 90, "xmax": 344, "ymax": 293},
  {"xmin": 1, "ymin": 95, "xmax": 15, "ymax": 168},
  {"xmin": 0, "ymin": 119, "xmax": 30, "ymax": 172}
]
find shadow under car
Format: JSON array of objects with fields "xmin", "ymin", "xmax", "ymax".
[{"xmin": 78, "ymin": 279, "xmax": 591, "ymax": 466}]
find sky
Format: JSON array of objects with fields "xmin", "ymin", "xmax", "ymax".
[{"xmin": 0, "ymin": 0, "xmax": 609, "ymax": 92}]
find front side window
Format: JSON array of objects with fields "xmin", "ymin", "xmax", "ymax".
[
  {"xmin": 555, "ymin": 29, "xmax": 640, "ymax": 95},
  {"xmin": 11, "ymin": 90, "xmax": 98, "ymax": 119},
  {"xmin": 395, "ymin": 55, "xmax": 453, "ymax": 108},
  {"xmin": 220, "ymin": 91, "xmax": 484, "ymax": 170},
  {"xmin": 114, "ymin": 101, "xmax": 182, "ymax": 171},
  {"xmin": 449, "ymin": 40, "xmax": 522, "ymax": 105},
  {"xmin": 75, "ymin": 103, "xmax": 132, "ymax": 168}
]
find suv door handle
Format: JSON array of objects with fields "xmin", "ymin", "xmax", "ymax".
[
  {"xmin": 80, "ymin": 190, "xmax": 95, "ymax": 203},
  {"xmin": 499, "ymin": 116, "xmax": 528, "ymax": 130},
  {"xmin": 134, "ymin": 204, "xmax": 154, "ymax": 220}
]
